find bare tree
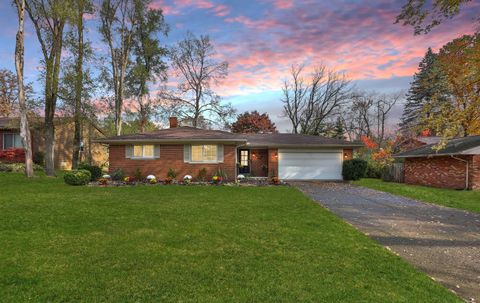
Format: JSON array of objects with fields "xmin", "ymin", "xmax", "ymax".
[
  {"xmin": 281, "ymin": 64, "xmax": 352, "ymax": 135},
  {"xmin": 26, "ymin": 0, "xmax": 70, "ymax": 176},
  {"xmin": 13, "ymin": 0, "xmax": 34, "ymax": 177},
  {"xmin": 374, "ymin": 92, "xmax": 403, "ymax": 146},
  {"xmin": 99, "ymin": 0, "xmax": 137, "ymax": 135},
  {"xmin": 164, "ymin": 32, "xmax": 233, "ymax": 128}
]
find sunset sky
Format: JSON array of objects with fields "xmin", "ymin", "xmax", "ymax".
[{"xmin": 0, "ymin": 0, "xmax": 478, "ymax": 131}]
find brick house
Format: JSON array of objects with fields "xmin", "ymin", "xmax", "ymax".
[
  {"xmin": 0, "ymin": 117, "xmax": 108, "ymax": 169},
  {"xmin": 96, "ymin": 117, "xmax": 362, "ymax": 181},
  {"xmin": 394, "ymin": 136, "xmax": 480, "ymax": 190}
]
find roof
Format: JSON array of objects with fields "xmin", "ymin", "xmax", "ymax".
[
  {"xmin": 394, "ymin": 135, "xmax": 480, "ymax": 158},
  {"xmin": 0, "ymin": 117, "xmax": 19, "ymax": 129},
  {"xmin": 95, "ymin": 127, "xmax": 363, "ymax": 148},
  {"xmin": 95, "ymin": 127, "xmax": 247, "ymax": 144},
  {"xmin": 416, "ymin": 136, "xmax": 441, "ymax": 145},
  {"xmin": 244, "ymin": 133, "xmax": 363, "ymax": 148}
]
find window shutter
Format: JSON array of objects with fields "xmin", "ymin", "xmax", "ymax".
[
  {"xmin": 184, "ymin": 144, "xmax": 191, "ymax": 163},
  {"xmin": 217, "ymin": 144, "xmax": 224, "ymax": 163},
  {"xmin": 154, "ymin": 145, "xmax": 160, "ymax": 158},
  {"xmin": 125, "ymin": 145, "xmax": 133, "ymax": 158}
]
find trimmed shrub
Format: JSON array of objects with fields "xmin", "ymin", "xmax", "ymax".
[
  {"xmin": 0, "ymin": 148, "xmax": 25, "ymax": 163},
  {"xmin": 64, "ymin": 169, "xmax": 91, "ymax": 186},
  {"xmin": 365, "ymin": 161, "xmax": 382, "ymax": 179},
  {"xmin": 111, "ymin": 168, "xmax": 125, "ymax": 181},
  {"xmin": 342, "ymin": 159, "xmax": 367, "ymax": 181},
  {"xmin": 0, "ymin": 162, "xmax": 43, "ymax": 173},
  {"xmin": 78, "ymin": 163, "xmax": 102, "ymax": 181}
]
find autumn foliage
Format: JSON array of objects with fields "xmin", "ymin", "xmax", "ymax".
[
  {"xmin": 0, "ymin": 148, "xmax": 25, "ymax": 163},
  {"xmin": 231, "ymin": 111, "xmax": 277, "ymax": 134}
]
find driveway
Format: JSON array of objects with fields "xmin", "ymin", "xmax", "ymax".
[{"xmin": 292, "ymin": 181, "xmax": 480, "ymax": 302}]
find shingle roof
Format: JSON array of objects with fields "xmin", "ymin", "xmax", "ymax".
[
  {"xmin": 416, "ymin": 136, "xmax": 441, "ymax": 145},
  {"xmin": 95, "ymin": 127, "xmax": 363, "ymax": 148},
  {"xmin": 0, "ymin": 117, "xmax": 19, "ymax": 129},
  {"xmin": 394, "ymin": 135, "xmax": 480, "ymax": 158},
  {"xmin": 244, "ymin": 133, "xmax": 363, "ymax": 148},
  {"xmin": 96, "ymin": 127, "xmax": 246, "ymax": 143}
]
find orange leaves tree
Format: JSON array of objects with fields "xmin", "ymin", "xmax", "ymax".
[{"xmin": 231, "ymin": 111, "xmax": 278, "ymax": 134}]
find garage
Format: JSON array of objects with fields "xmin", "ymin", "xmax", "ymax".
[{"xmin": 278, "ymin": 149, "xmax": 343, "ymax": 180}]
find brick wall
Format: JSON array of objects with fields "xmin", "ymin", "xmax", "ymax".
[
  {"xmin": 250, "ymin": 149, "xmax": 268, "ymax": 177},
  {"xmin": 404, "ymin": 156, "xmax": 479, "ymax": 190},
  {"xmin": 267, "ymin": 148, "xmax": 278, "ymax": 177},
  {"xmin": 343, "ymin": 149, "xmax": 353, "ymax": 160},
  {"xmin": 109, "ymin": 144, "xmax": 237, "ymax": 181}
]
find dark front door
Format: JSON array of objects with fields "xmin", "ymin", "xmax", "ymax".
[{"xmin": 239, "ymin": 149, "xmax": 250, "ymax": 174}]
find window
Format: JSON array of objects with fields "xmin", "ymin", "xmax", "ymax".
[
  {"xmin": 132, "ymin": 145, "xmax": 155, "ymax": 158},
  {"xmin": 240, "ymin": 150, "xmax": 249, "ymax": 166},
  {"xmin": 3, "ymin": 133, "xmax": 23, "ymax": 149},
  {"xmin": 191, "ymin": 145, "xmax": 218, "ymax": 162}
]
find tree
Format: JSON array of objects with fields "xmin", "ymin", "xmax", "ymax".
[
  {"xmin": 281, "ymin": 64, "xmax": 351, "ymax": 135},
  {"xmin": 231, "ymin": 111, "xmax": 277, "ymax": 134},
  {"xmin": 99, "ymin": 0, "xmax": 137, "ymax": 136},
  {"xmin": 331, "ymin": 117, "xmax": 346, "ymax": 139},
  {"xmin": 420, "ymin": 34, "xmax": 480, "ymax": 144},
  {"xmin": 399, "ymin": 48, "xmax": 450, "ymax": 135},
  {"xmin": 396, "ymin": 0, "xmax": 472, "ymax": 35},
  {"xmin": 125, "ymin": 0, "xmax": 168, "ymax": 132},
  {"xmin": 164, "ymin": 32, "xmax": 234, "ymax": 128},
  {"xmin": 26, "ymin": 0, "xmax": 70, "ymax": 176},
  {"xmin": 58, "ymin": 0, "xmax": 94, "ymax": 169},
  {"xmin": 13, "ymin": 0, "xmax": 34, "ymax": 177}
]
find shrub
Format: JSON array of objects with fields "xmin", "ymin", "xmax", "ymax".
[
  {"xmin": 197, "ymin": 168, "xmax": 207, "ymax": 182},
  {"xmin": 78, "ymin": 163, "xmax": 102, "ymax": 181},
  {"xmin": 133, "ymin": 168, "xmax": 143, "ymax": 181},
  {"xmin": 64, "ymin": 169, "xmax": 91, "ymax": 186},
  {"xmin": 33, "ymin": 151, "xmax": 44, "ymax": 165},
  {"xmin": 0, "ymin": 162, "xmax": 43, "ymax": 173},
  {"xmin": 111, "ymin": 168, "xmax": 125, "ymax": 181},
  {"xmin": 0, "ymin": 148, "xmax": 25, "ymax": 163},
  {"xmin": 167, "ymin": 168, "xmax": 177, "ymax": 180},
  {"xmin": 365, "ymin": 161, "xmax": 382, "ymax": 179},
  {"xmin": 342, "ymin": 159, "xmax": 367, "ymax": 181}
]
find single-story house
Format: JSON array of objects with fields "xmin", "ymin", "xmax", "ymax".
[
  {"xmin": 395, "ymin": 136, "xmax": 441, "ymax": 153},
  {"xmin": 96, "ymin": 117, "xmax": 362, "ymax": 181},
  {"xmin": 0, "ymin": 117, "xmax": 108, "ymax": 169},
  {"xmin": 394, "ymin": 135, "xmax": 480, "ymax": 190}
]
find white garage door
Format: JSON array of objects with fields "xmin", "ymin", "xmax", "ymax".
[{"xmin": 278, "ymin": 150, "xmax": 343, "ymax": 180}]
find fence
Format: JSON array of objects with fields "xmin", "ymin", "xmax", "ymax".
[{"xmin": 382, "ymin": 162, "xmax": 404, "ymax": 183}]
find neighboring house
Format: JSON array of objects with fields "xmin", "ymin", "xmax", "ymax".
[
  {"xmin": 96, "ymin": 117, "xmax": 362, "ymax": 181},
  {"xmin": 396, "ymin": 136, "xmax": 441, "ymax": 152},
  {"xmin": 0, "ymin": 117, "xmax": 108, "ymax": 169},
  {"xmin": 394, "ymin": 136, "xmax": 480, "ymax": 190}
]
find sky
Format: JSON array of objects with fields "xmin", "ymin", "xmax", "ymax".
[{"xmin": 0, "ymin": 0, "xmax": 478, "ymax": 131}]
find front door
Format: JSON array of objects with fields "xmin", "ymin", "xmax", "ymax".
[{"xmin": 238, "ymin": 149, "xmax": 250, "ymax": 174}]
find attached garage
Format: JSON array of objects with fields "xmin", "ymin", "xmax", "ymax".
[{"xmin": 278, "ymin": 149, "xmax": 343, "ymax": 180}]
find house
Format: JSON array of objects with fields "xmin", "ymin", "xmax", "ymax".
[
  {"xmin": 96, "ymin": 117, "xmax": 362, "ymax": 181},
  {"xmin": 0, "ymin": 117, "xmax": 108, "ymax": 169},
  {"xmin": 395, "ymin": 136, "xmax": 441, "ymax": 153},
  {"xmin": 394, "ymin": 136, "xmax": 480, "ymax": 190}
]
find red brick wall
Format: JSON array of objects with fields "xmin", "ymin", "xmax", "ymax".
[
  {"xmin": 109, "ymin": 144, "xmax": 237, "ymax": 181},
  {"xmin": 343, "ymin": 149, "xmax": 353, "ymax": 160},
  {"xmin": 404, "ymin": 156, "xmax": 478, "ymax": 190},
  {"xmin": 250, "ymin": 149, "xmax": 268, "ymax": 177},
  {"xmin": 267, "ymin": 149, "xmax": 278, "ymax": 177}
]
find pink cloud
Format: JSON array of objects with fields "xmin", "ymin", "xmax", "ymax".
[{"xmin": 273, "ymin": 0, "xmax": 294, "ymax": 9}]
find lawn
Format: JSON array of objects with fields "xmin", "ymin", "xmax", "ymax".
[
  {"xmin": 353, "ymin": 178, "xmax": 480, "ymax": 214},
  {"xmin": 0, "ymin": 173, "xmax": 460, "ymax": 302}
]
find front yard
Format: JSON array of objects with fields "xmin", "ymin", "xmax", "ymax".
[
  {"xmin": 353, "ymin": 178, "xmax": 480, "ymax": 213},
  {"xmin": 0, "ymin": 173, "xmax": 460, "ymax": 302}
]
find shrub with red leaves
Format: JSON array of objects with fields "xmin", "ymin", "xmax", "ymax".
[{"xmin": 0, "ymin": 148, "xmax": 25, "ymax": 163}]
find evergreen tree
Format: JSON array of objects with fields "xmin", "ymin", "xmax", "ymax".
[
  {"xmin": 332, "ymin": 117, "xmax": 346, "ymax": 139},
  {"xmin": 399, "ymin": 48, "xmax": 449, "ymax": 135}
]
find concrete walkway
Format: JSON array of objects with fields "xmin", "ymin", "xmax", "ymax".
[{"xmin": 292, "ymin": 181, "xmax": 480, "ymax": 302}]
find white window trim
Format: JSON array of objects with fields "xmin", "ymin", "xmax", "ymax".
[
  {"xmin": 189, "ymin": 144, "xmax": 219, "ymax": 163},
  {"xmin": 132, "ymin": 145, "xmax": 155, "ymax": 159}
]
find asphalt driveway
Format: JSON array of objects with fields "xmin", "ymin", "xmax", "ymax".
[{"xmin": 292, "ymin": 181, "xmax": 480, "ymax": 302}]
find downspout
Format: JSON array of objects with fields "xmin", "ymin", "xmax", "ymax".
[{"xmin": 450, "ymin": 155, "xmax": 469, "ymax": 190}]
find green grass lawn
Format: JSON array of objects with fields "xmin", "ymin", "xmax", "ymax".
[
  {"xmin": 353, "ymin": 178, "xmax": 480, "ymax": 214},
  {"xmin": 0, "ymin": 173, "xmax": 460, "ymax": 302}
]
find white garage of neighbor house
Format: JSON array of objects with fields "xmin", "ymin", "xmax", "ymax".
[{"xmin": 240, "ymin": 133, "xmax": 362, "ymax": 180}]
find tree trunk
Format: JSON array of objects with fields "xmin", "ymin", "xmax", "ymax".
[
  {"xmin": 72, "ymin": 3, "xmax": 84, "ymax": 169},
  {"xmin": 14, "ymin": 0, "xmax": 33, "ymax": 178}
]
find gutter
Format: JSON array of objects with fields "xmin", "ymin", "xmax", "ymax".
[{"xmin": 450, "ymin": 155, "xmax": 469, "ymax": 190}]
